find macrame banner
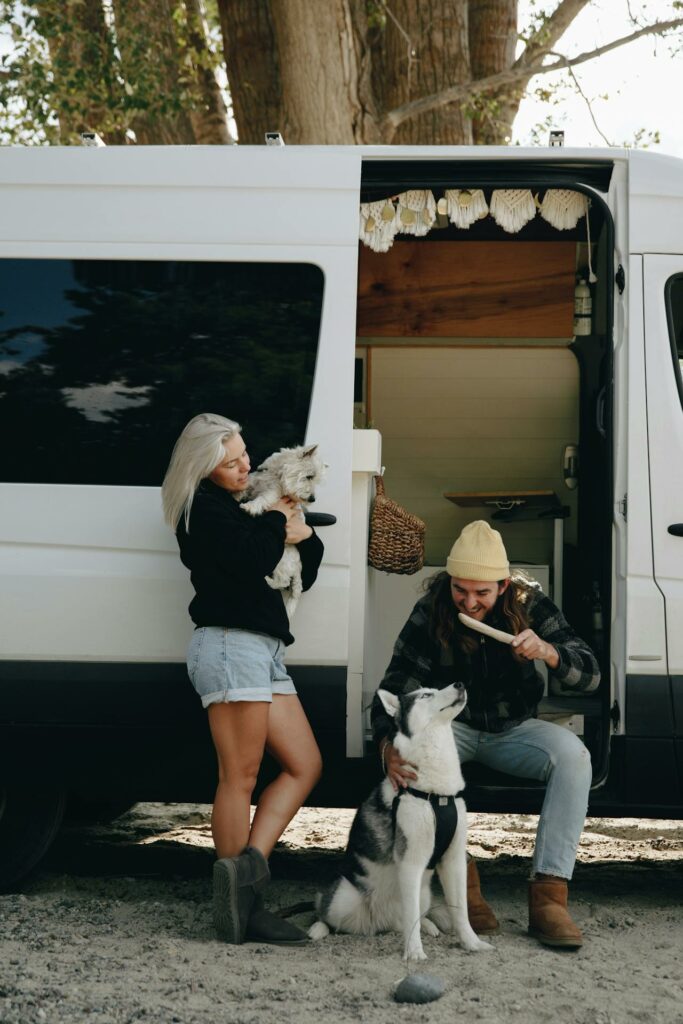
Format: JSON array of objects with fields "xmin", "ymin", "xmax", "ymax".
[
  {"xmin": 359, "ymin": 198, "xmax": 398, "ymax": 253},
  {"xmin": 444, "ymin": 188, "xmax": 489, "ymax": 229},
  {"xmin": 395, "ymin": 190, "xmax": 437, "ymax": 237},
  {"xmin": 540, "ymin": 189, "xmax": 587, "ymax": 230},
  {"xmin": 489, "ymin": 189, "xmax": 537, "ymax": 233},
  {"xmin": 359, "ymin": 187, "xmax": 595, "ymax": 265}
]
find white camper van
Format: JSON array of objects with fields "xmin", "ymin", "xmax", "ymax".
[{"xmin": 1, "ymin": 145, "xmax": 682, "ymax": 888}]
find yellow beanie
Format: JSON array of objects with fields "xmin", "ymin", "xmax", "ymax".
[{"xmin": 446, "ymin": 520, "xmax": 510, "ymax": 581}]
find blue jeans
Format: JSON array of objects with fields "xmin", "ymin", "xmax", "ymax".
[{"xmin": 452, "ymin": 717, "xmax": 592, "ymax": 880}]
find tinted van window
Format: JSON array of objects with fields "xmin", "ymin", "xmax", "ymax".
[
  {"xmin": 668, "ymin": 275, "xmax": 683, "ymax": 409},
  {"xmin": 0, "ymin": 260, "xmax": 324, "ymax": 485}
]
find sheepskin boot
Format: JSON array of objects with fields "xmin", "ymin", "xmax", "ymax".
[
  {"xmin": 528, "ymin": 876, "xmax": 583, "ymax": 949},
  {"xmin": 245, "ymin": 892, "xmax": 310, "ymax": 947},
  {"xmin": 213, "ymin": 846, "xmax": 269, "ymax": 944},
  {"xmin": 467, "ymin": 858, "xmax": 500, "ymax": 935}
]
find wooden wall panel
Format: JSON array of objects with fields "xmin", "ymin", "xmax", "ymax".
[{"xmin": 357, "ymin": 241, "xmax": 576, "ymax": 338}]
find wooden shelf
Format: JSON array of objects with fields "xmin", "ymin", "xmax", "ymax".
[{"xmin": 444, "ymin": 490, "xmax": 559, "ymax": 509}]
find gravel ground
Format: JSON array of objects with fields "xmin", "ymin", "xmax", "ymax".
[{"xmin": 1, "ymin": 804, "xmax": 681, "ymax": 1024}]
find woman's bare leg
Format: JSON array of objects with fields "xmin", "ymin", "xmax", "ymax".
[
  {"xmin": 207, "ymin": 701, "xmax": 270, "ymax": 859},
  {"xmin": 248, "ymin": 695, "xmax": 322, "ymax": 857}
]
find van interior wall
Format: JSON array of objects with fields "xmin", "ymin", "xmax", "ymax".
[{"xmin": 364, "ymin": 343, "xmax": 579, "ymax": 569}]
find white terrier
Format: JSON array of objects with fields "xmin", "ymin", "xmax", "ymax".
[{"xmin": 241, "ymin": 444, "xmax": 326, "ymax": 617}]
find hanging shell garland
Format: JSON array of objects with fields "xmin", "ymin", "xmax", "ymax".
[
  {"xmin": 444, "ymin": 188, "xmax": 489, "ymax": 229},
  {"xmin": 394, "ymin": 190, "xmax": 437, "ymax": 237},
  {"xmin": 359, "ymin": 199, "xmax": 398, "ymax": 253},
  {"xmin": 359, "ymin": 187, "xmax": 593, "ymax": 250},
  {"xmin": 489, "ymin": 189, "xmax": 537, "ymax": 234},
  {"xmin": 540, "ymin": 189, "xmax": 588, "ymax": 230}
]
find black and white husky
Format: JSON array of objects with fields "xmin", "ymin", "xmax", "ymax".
[
  {"xmin": 309, "ymin": 684, "xmax": 493, "ymax": 961},
  {"xmin": 240, "ymin": 444, "xmax": 325, "ymax": 618}
]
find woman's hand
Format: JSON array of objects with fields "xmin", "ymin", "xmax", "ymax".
[
  {"xmin": 269, "ymin": 496, "xmax": 298, "ymax": 521},
  {"xmin": 285, "ymin": 513, "xmax": 313, "ymax": 545},
  {"xmin": 381, "ymin": 740, "xmax": 418, "ymax": 793},
  {"xmin": 511, "ymin": 629, "xmax": 559, "ymax": 669}
]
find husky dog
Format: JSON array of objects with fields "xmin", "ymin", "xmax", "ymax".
[
  {"xmin": 309, "ymin": 684, "xmax": 493, "ymax": 961},
  {"xmin": 240, "ymin": 444, "xmax": 326, "ymax": 618}
]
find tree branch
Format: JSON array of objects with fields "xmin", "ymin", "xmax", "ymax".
[
  {"xmin": 382, "ymin": 17, "xmax": 683, "ymax": 131},
  {"xmin": 515, "ymin": 0, "xmax": 592, "ymax": 69}
]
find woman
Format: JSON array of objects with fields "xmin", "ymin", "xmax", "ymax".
[
  {"xmin": 162, "ymin": 413, "xmax": 324, "ymax": 947},
  {"xmin": 371, "ymin": 520, "xmax": 599, "ymax": 950}
]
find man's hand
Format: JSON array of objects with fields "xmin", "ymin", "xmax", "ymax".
[
  {"xmin": 511, "ymin": 629, "xmax": 559, "ymax": 669},
  {"xmin": 381, "ymin": 740, "xmax": 418, "ymax": 793}
]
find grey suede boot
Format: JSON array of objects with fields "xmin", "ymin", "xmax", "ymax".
[
  {"xmin": 245, "ymin": 892, "xmax": 310, "ymax": 947},
  {"xmin": 213, "ymin": 846, "xmax": 270, "ymax": 944}
]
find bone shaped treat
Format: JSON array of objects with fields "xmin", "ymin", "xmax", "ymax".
[{"xmin": 457, "ymin": 612, "xmax": 516, "ymax": 645}]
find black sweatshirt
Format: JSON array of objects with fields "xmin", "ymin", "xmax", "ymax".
[{"xmin": 176, "ymin": 479, "xmax": 324, "ymax": 645}]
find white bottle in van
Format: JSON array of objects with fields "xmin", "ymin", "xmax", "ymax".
[{"xmin": 573, "ymin": 277, "xmax": 592, "ymax": 335}]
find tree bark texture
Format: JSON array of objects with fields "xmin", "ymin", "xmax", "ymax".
[
  {"xmin": 468, "ymin": 0, "xmax": 518, "ymax": 144},
  {"xmin": 369, "ymin": 0, "xmax": 473, "ymax": 144},
  {"xmin": 183, "ymin": 0, "xmax": 234, "ymax": 144},
  {"xmin": 217, "ymin": 0, "xmax": 284, "ymax": 144},
  {"xmin": 268, "ymin": 0, "xmax": 378, "ymax": 144}
]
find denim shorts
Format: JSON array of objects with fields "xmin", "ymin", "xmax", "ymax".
[{"xmin": 186, "ymin": 627, "xmax": 297, "ymax": 708}]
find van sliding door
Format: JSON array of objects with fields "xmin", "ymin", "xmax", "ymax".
[{"xmin": 643, "ymin": 257, "xmax": 683, "ymax": 771}]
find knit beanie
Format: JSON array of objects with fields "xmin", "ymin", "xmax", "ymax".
[{"xmin": 446, "ymin": 520, "xmax": 510, "ymax": 581}]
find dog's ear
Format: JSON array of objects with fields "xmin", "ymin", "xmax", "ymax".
[
  {"xmin": 303, "ymin": 444, "xmax": 318, "ymax": 456},
  {"xmin": 377, "ymin": 689, "xmax": 400, "ymax": 718}
]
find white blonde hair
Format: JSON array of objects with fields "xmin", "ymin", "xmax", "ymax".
[{"xmin": 161, "ymin": 413, "xmax": 242, "ymax": 532}]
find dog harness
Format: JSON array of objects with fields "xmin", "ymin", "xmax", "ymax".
[{"xmin": 391, "ymin": 787, "xmax": 464, "ymax": 870}]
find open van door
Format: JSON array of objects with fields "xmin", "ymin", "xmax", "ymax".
[{"xmin": 643, "ymin": 257, "xmax": 683, "ymax": 797}]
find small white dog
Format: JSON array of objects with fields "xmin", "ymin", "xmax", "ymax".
[
  {"xmin": 308, "ymin": 684, "xmax": 493, "ymax": 961},
  {"xmin": 240, "ymin": 444, "xmax": 326, "ymax": 617}
]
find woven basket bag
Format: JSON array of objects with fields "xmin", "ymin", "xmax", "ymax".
[{"xmin": 368, "ymin": 475, "xmax": 426, "ymax": 575}]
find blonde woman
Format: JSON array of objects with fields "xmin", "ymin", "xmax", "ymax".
[{"xmin": 162, "ymin": 413, "xmax": 324, "ymax": 946}]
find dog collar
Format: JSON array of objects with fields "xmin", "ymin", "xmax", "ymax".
[{"xmin": 402, "ymin": 785, "xmax": 464, "ymax": 807}]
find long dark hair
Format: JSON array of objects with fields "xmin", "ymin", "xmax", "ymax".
[{"xmin": 426, "ymin": 570, "xmax": 535, "ymax": 654}]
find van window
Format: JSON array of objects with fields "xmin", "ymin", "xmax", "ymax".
[
  {"xmin": 667, "ymin": 274, "xmax": 683, "ymax": 408},
  {"xmin": 0, "ymin": 260, "xmax": 324, "ymax": 485}
]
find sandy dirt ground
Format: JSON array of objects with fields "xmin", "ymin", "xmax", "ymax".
[{"xmin": 1, "ymin": 803, "xmax": 681, "ymax": 1024}]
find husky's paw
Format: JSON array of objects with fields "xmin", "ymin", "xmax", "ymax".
[
  {"xmin": 308, "ymin": 921, "xmax": 330, "ymax": 941},
  {"xmin": 462, "ymin": 936, "xmax": 494, "ymax": 953},
  {"xmin": 404, "ymin": 946, "xmax": 428, "ymax": 962},
  {"xmin": 421, "ymin": 917, "xmax": 440, "ymax": 938}
]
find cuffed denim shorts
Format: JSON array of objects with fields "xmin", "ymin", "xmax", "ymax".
[{"xmin": 186, "ymin": 626, "xmax": 297, "ymax": 708}]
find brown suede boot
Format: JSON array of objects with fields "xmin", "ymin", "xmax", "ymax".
[
  {"xmin": 528, "ymin": 876, "xmax": 583, "ymax": 949},
  {"xmin": 467, "ymin": 858, "xmax": 500, "ymax": 935}
]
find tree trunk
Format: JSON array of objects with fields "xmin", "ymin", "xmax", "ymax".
[
  {"xmin": 468, "ymin": 0, "xmax": 518, "ymax": 144},
  {"xmin": 370, "ymin": 0, "xmax": 473, "ymax": 144},
  {"xmin": 113, "ymin": 0, "xmax": 197, "ymax": 144},
  {"xmin": 35, "ymin": 0, "xmax": 127, "ymax": 145},
  {"xmin": 217, "ymin": 0, "xmax": 284, "ymax": 144},
  {"xmin": 268, "ymin": 0, "xmax": 379, "ymax": 144},
  {"xmin": 183, "ymin": 0, "xmax": 234, "ymax": 144}
]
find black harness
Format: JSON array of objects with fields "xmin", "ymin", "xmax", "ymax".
[{"xmin": 391, "ymin": 786, "xmax": 464, "ymax": 870}]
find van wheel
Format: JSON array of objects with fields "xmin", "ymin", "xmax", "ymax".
[{"xmin": 0, "ymin": 783, "xmax": 66, "ymax": 892}]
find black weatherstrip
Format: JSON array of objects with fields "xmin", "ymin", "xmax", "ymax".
[{"xmin": 360, "ymin": 158, "xmax": 614, "ymax": 201}]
